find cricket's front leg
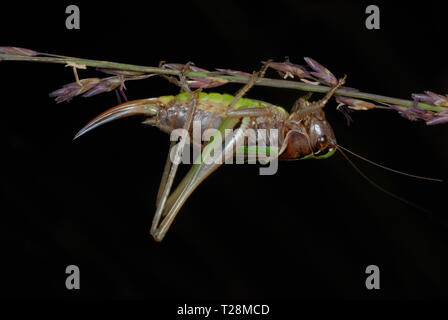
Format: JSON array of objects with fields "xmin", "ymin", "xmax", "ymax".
[
  {"xmin": 314, "ymin": 75, "xmax": 347, "ymax": 107},
  {"xmin": 152, "ymin": 116, "xmax": 252, "ymax": 242},
  {"xmin": 292, "ymin": 75, "xmax": 347, "ymax": 118}
]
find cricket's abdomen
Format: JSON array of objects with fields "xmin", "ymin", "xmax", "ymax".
[
  {"xmin": 152, "ymin": 92, "xmax": 289, "ymax": 136},
  {"xmin": 155, "ymin": 103, "xmax": 224, "ymax": 135}
]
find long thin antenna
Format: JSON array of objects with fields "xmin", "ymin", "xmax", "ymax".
[
  {"xmin": 337, "ymin": 144, "xmax": 443, "ymax": 182},
  {"xmin": 336, "ymin": 146, "xmax": 432, "ymax": 215}
]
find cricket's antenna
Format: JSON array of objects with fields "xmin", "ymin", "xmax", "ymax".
[
  {"xmin": 336, "ymin": 146, "xmax": 432, "ymax": 215},
  {"xmin": 336, "ymin": 144, "xmax": 443, "ymax": 183}
]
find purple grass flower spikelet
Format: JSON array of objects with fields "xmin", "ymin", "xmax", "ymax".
[
  {"xmin": 426, "ymin": 115, "xmax": 448, "ymax": 125},
  {"xmin": 388, "ymin": 104, "xmax": 417, "ymax": 121},
  {"xmin": 0, "ymin": 46, "xmax": 39, "ymax": 56},
  {"xmin": 412, "ymin": 91, "xmax": 448, "ymax": 107},
  {"xmin": 407, "ymin": 106, "xmax": 435, "ymax": 121},
  {"xmin": 160, "ymin": 63, "xmax": 230, "ymax": 88},
  {"xmin": 49, "ymin": 76, "xmax": 132, "ymax": 103},
  {"xmin": 303, "ymin": 57, "xmax": 338, "ymax": 86},
  {"xmin": 82, "ymin": 77, "xmax": 123, "ymax": 97},
  {"xmin": 424, "ymin": 91, "xmax": 448, "ymax": 106},
  {"xmin": 262, "ymin": 59, "xmax": 310, "ymax": 79},
  {"xmin": 424, "ymin": 108, "xmax": 448, "ymax": 125},
  {"xmin": 388, "ymin": 104, "xmax": 437, "ymax": 122},
  {"xmin": 335, "ymin": 96, "xmax": 380, "ymax": 126},
  {"xmin": 49, "ymin": 78, "xmax": 101, "ymax": 103},
  {"xmin": 335, "ymin": 96, "xmax": 376, "ymax": 111},
  {"xmin": 411, "ymin": 93, "xmax": 435, "ymax": 104}
]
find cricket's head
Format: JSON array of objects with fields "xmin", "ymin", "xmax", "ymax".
[{"xmin": 279, "ymin": 110, "xmax": 337, "ymax": 160}]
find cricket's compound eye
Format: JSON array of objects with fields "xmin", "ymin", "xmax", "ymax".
[
  {"xmin": 311, "ymin": 134, "xmax": 336, "ymax": 159},
  {"xmin": 318, "ymin": 136, "xmax": 326, "ymax": 145}
]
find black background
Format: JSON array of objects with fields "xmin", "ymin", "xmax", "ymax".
[{"xmin": 1, "ymin": 1, "xmax": 448, "ymax": 301}]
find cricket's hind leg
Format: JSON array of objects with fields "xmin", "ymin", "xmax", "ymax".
[
  {"xmin": 149, "ymin": 64, "xmax": 203, "ymax": 241},
  {"xmin": 150, "ymin": 62, "xmax": 274, "ymax": 241}
]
